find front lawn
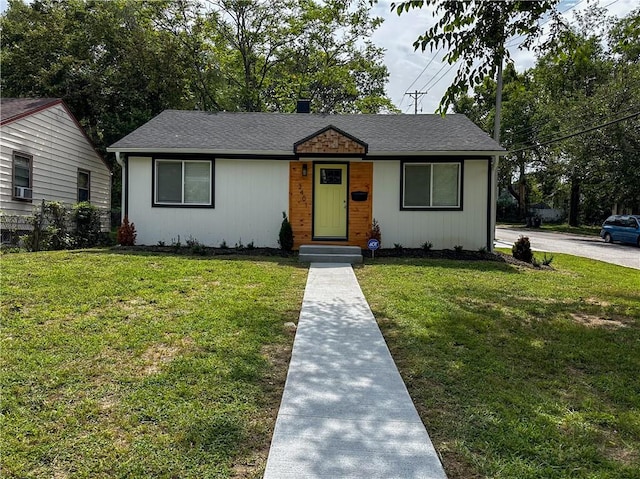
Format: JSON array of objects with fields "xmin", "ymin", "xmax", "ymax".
[
  {"xmin": 356, "ymin": 255, "xmax": 640, "ymax": 479},
  {"xmin": 1, "ymin": 250, "xmax": 307, "ymax": 478},
  {"xmin": 498, "ymin": 222, "xmax": 602, "ymax": 236},
  {"xmin": 3, "ymin": 249, "xmax": 638, "ymax": 479}
]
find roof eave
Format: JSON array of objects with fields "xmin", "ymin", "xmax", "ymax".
[
  {"xmin": 107, "ymin": 147, "xmax": 505, "ymax": 157},
  {"xmin": 0, "ymin": 98, "xmax": 62, "ymax": 126},
  {"xmin": 367, "ymin": 150, "xmax": 506, "ymax": 157},
  {"xmin": 106, "ymin": 147, "xmax": 295, "ymax": 157}
]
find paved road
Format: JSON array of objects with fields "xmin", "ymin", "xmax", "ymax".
[{"xmin": 495, "ymin": 226, "xmax": 640, "ymax": 270}]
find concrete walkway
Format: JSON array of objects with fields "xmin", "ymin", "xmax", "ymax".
[{"xmin": 263, "ymin": 263, "xmax": 447, "ymax": 479}]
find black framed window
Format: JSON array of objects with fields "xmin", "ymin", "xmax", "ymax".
[
  {"xmin": 402, "ymin": 162, "xmax": 461, "ymax": 209},
  {"xmin": 12, "ymin": 151, "xmax": 33, "ymax": 201},
  {"xmin": 78, "ymin": 169, "xmax": 90, "ymax": 202},
  {"xmin": 154, "ymin": 159, "xmax": 212, "ymax": 206}
]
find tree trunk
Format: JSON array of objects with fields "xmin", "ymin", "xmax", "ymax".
[
  {"xmin": 508, "ymin": 183, "xmax": 520, "ymax": 205},
  {"xmin": 519, "ymin": 179, "xmax": 527, "ymax": 218},
  {"xmin": 569, "ymin": 178, "xmax": 580, "ymax": 226}
]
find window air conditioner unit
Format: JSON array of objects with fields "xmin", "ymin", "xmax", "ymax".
[{"xmin": 14, "ymin": 186, "xmax": 33, "ymax": 199}]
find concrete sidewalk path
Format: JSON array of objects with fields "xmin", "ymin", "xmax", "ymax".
[{"xmin": 263, "ymin": 263, "xmax": 447, "ymax": 479}]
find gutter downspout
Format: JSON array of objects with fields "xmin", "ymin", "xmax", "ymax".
[
  {"xmin": 487, "ymin": 156, "xmax": 499, "ymax": 252},
  {"xmin": 115, "ymin": 152, "xmax": 127, "ymax": 221}
]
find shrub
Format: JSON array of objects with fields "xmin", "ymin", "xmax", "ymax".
[
  {"xmin": 22, "ymin": 200, "xmax": 71, "ymax": 251},
  {"xmin": 278, "ymin": 212, "xmax": 294, "ymax": 252},
  {"xmin": 72, "ymin": 202, "xmax": 101, "ymax": 247},
  {"xmin": 117, "ymin": 216, "xmax": 137, "ymax": 246},
  {"xmin": 542, "ymin": 253, "xmax": 554, "ymax": 266},
  {"xmin": 186, "ymin": 237, "xmax": 207, "ymax": 255},
  {"xmin": 512, "ymin": 235, "xmax": 533, "ymax": 263},
  {"xmin": 367, "ymin": 218, "xmax": 381, "ymax": 246},
  {"xmin": 43, "ymin": 201, "xmax": 72, "ymax": 250},
  {"xmin": 220, "ymin": 240, "xmax": 229, "ymax": 249},
  {"xmin": 422, "ymin": 241, "xmax": 433, "ymax": 252},
  {"xmin": 393, "ymin": 243, "xmax": 403, "ymax": 250},
  {"xmin": 454, "ymin": 245, "xmax": 464, "ymax": 253}
]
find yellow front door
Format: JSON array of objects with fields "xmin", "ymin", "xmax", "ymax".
[{"xmin": 314, "ymin": 164, "xmax": 348, "ymax": 238}]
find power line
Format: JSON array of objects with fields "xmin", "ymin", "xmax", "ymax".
[
  {"xmin": 403, "ymin": 47, "xmax": 443, "ymax": 94},
  {"xmin": 421, "ymin": 61, "xmax": 458, "ymax": 92},
  {"xmin": 504, "ymin": 0, "xmax": 588, "ymax": 48},
  {"xmin": 504, "ymin": 76, "xmax": 640, "ymax": 142},
  {"xmin": 506, "ymin": 99, "xmax": 640, "ymax": 144},
  {"xmin": 509, "ymin": 111, "xmax": 640, "ymax": 153},
  {"xmin": 418, "ymin": 0, "xmax": 583, "ymax": 107},
  {"xmin": 601, "ymin": 0, "xmax": 622, "ymax": 9}
]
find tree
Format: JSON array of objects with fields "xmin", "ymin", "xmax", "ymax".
[
  {"xmin": 1, "ymin": 0, "xmax": 396, "ymax": 150},
  {"xmin": 455, "ymin": 6, "xmax": 640, "ymax": 223},
  {"xmin": 385, "ymin": 0, "xmax": 560, "ymax": 113},
  {"xmin": 204, "ymin": 0, "xmax": 396, "ymax": 113},
  {"xmin": 533, "ymin": 5, "xmax": 627, "ymax": 224},
  {"xmin": 1, "ymin": 0, "xmax": 398, "ymax": 210},
  {"xmin": 1, "ymin": 0, "xmax": 199, "ymax": 157},
  {"xmin": 454, "ymin": 64, "xmax": 546, "ymax": 218}
]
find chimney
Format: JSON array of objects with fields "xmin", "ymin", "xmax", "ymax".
[{"xmin": 296, "ymin": 99, "xmax": 311, "ymax": 113}]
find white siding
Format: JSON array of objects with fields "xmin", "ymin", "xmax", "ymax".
[
  {"xmin": 0, "ymin": 104, "xmax": 111, "ymax": 228},
  {"xmin": 372, "ymin": 159, "xmax": 489, "ymax": 249},
  {"xmin": 127, "ymin": 157, "xmax": 289, "ymax": 247}
]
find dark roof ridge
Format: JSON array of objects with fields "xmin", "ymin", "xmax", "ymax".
[
  {"xmin": 160, "ymin": 109, "xmax": 449, "ymax": 117},
  {"xmin": 0, "ymin": 97, "xmax": 62, "ymax": 125}
]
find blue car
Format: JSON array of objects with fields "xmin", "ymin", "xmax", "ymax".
[{"xmin": 600, "ymin": 215, "xmax": 640, "ymax": 246}]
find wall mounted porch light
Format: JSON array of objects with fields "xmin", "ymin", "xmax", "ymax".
[{"xmin": 302, "ymin": 163, "xmax": 308, "ymax": 177}]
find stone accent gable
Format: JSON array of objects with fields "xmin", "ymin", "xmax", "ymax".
[{"xmin": 294, "ymin": 127, "xmax": 367, "ymax": 155}]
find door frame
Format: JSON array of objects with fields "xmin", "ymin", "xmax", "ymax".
[{"xmin": 312, "ymin": 161, "xmax": 349, "ymax": 241}]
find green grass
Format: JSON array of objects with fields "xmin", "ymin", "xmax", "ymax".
[
  {"xmin": 538, "ymin": 223, "xmax": 602, "ymax": 236},
  {"xmin": 1, "ymin": 250, "xmax": 307, "ymax": 479},
  {"xmin": 4, "ymin": 249, "xmax": 638, "ymax": 479},
  {"xmin": 356, "ymin": 255, "xmax": 640, "ymax": 479},
  {"xmin": 499, "ymin": 222, "xmax": 602, "ymax": 236}
]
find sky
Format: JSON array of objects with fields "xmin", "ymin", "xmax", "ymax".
[
  {"xmin": 1, "ymin": 0, "xmax": 637, "ymax": 113},
  {"xmin": 370, "ymin": 0, "xmax": 639, "ymax": 113}
]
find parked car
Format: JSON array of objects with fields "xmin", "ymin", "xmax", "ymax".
[{"xmin": 600, "ymin": 215, "xmax": 640, "ymax": 246}]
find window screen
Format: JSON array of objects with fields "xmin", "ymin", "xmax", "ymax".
[
  {"xmin": 155, "ymin": 160, "xmax": 211, "ymax": 205},
  {"xmin": 404, "ymin": 164, "xmax": 431, "ymax": 207},
  {"xmin": 403, "ymin": 162, "xmax": 460, "ymax": 208},
  {"xmin": 432, "ymin": 164, "xmax": 459, "ymax": 206},
  {"xmin": 78, "ymin": 170, "xmax": 90, "ymax": 202},
  {"xmin": 14, "ymin": 154, "xmax": 31, "ymax": 188}
]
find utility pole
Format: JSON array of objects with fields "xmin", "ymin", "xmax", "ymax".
[{"xmin": 404, "ymin": 90, "xmax": 427, "ymax": 114}]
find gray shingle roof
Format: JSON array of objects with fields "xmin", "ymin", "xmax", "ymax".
[{"xmin": 108, "ymin": 110, "xmax": 503, "ymax": 155}]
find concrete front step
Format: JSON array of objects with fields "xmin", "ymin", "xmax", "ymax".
[{"xmin": 299, "ymin": 245, "xmax": 363, "ymax": 264}]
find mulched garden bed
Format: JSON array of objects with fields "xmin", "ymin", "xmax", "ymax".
[
  {"xmin": 114, "ymin": 245, "xmax": 547, "ymax": 269},
  {"xmin": 113, "ymin": 244, "xmax": 295, "ymax": 257}
]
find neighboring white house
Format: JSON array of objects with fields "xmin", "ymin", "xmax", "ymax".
[
  {"xmin": 0, "ymin": 98, "xmax": 111, "ymax": 235},
  {"xmin": 108, "ymin": 105, "xmax": 504, "ymax": 250}
]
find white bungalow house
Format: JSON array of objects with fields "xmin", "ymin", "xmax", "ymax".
[
  {"xmin": 107, "ymin": 104, "xmax": 504, "ymax": 250},
  {"xmin": 0, "ymin": 98, "xmax": 111, "ymax": 236}
]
